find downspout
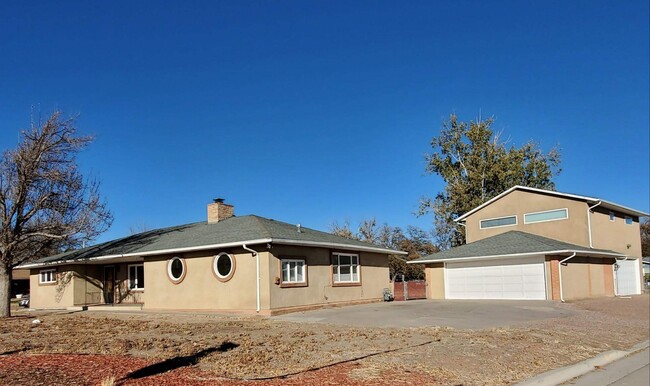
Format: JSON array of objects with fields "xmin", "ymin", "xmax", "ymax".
[
  {"xmin": 558, "ymin": 253, "xmax": 577, "ymax": 303},
  {"xmin": 587, "ymin": 201, "xmax": 602, "ymax": 248},
  {"xmin": 242, "ymin": 244, "xmax": 260, "ymax": 313}
]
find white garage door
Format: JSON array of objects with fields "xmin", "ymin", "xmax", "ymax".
[
  {"xmin": 615, "ymin": 259, "xmax": 641, "ymax": 296},
  {"xmin": 446, "ymin": 256, "xmax": 546, "ymax": 300}
]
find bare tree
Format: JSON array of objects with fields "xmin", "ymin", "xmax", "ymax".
[{"xmin": 0, "ymin": 111, "xmax": 113, "ymax": 317}]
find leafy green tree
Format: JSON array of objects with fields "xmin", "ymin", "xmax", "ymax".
[
  {"xmin": 419, "ymin": 113, "xmax": 561, "ymax": 248},
  {"xmin": 330, "ymin": 219, "xmax": 435, "ymax": 280}
]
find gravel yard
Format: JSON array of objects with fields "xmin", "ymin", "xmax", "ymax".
[{"xmin": 1, "ymin": 295, "xmax": 648, "ymax": 385}]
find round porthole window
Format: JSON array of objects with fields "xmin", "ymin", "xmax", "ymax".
[
  {"xmin": 213, "ymin": 252, "xmax": 235, "ymax": 282},
  {"xmin": 167, "ymin": 256, "xmax": 186, "ymax": 284}
]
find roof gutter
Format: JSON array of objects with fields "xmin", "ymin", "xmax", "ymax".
[
  {"xmin": 20, "ymin": 237, "xmax": 405, "ymax": 269},
  {"xmin": 558, "ymin": 253, "xmax": 577, "ymax": 303},
  {"xmin": 408, "ymin": 249, "xmax": 625, "ymax": 264},
  {"xmin": 587, "ymin": 201, "xmax": 602, "ymax": 248}
]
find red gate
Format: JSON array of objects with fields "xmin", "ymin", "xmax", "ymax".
[{"xmin": 393, "ymin": 280, "xmax": 427, "ymax": 301}]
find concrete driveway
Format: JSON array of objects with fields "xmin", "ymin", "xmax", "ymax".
[{"xmin": 273, "ymin": 299, "xmax": 574, "ymax": 329}]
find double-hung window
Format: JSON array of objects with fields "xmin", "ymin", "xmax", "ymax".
[
  {"xmin": 128, "ymin": 264, "xmax": 144, "ymax": 290},
  {"xmin": 39, "ymin": 269, "xmax": 56, "ymax": 284},
  {"xmin": 332, "ymin": 253, "xmax": 360, "ymax": 284},
  {"xmin": 281, "ymin": 259, "xmax": 306, "ymax": 286}
]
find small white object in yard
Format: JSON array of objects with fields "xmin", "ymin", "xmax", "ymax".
[{"xmin": 32, "ymin": 319, "xmax": 41, "ymax": 324}]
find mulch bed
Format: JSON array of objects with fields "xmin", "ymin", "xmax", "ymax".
[{"xmin": 0, "ymin": 353, "xmax": 434, "ymax": 385}]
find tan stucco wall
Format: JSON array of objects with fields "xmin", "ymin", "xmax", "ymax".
[
  {"xmin": 267, "ymin": 246, "xmax": 390, "ymax": 310},
  {"xmin": 424, "ymin": 264, "xmax": 445, "ymax": 299},
  {"xmin": 590, "ymin": 207, "xmax": 642, "ymax": 257},
  {"xmin": 30, "ymin": 267, "xmax": 76, "ymax": 308},
  {"xmin": 465, "ymin": 190, "xmax": 590, "ymax": 245},
  {"xmin": 73, "ymin": 265, "xmax": 103, "ymax": 305},
  {"xmin": 424, "ymin": 263, "xmax": 445, "ymax": 299},
  {"xmin": 559, "ymin": 257, "xmax": 615, "ymax": 301},
  {"xmin": 143, "ymin": 248, "xmax": 262, "ymax": 311}
]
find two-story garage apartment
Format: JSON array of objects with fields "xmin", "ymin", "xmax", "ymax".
[{"xmin": 410, "ymin": 186, "xmax": 648, "ymax": 301}]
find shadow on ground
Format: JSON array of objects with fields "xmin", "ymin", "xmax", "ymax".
[{"xmin": 119, "ymin": 341, "xmax": 239, "ymax": 382}]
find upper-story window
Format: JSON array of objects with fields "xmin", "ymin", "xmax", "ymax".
[
  {"xmin": 479, "ymin": 215, "xmax": 517, "ymax": 229},
  {"xmin": 524, "ymin": 208, "xmax": 568, "ymax": 224},
  {"xmin": 609, "ymin": 211, "xmax": 615, "ymax": 222},
  {"xmin": 625, "ymin": 216, "xmax": 633, "ymax": 225}
]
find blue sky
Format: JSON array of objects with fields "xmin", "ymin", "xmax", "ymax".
[{"xmin": 1, "ymin": 1, "xmax": 648, "ymax": 243}]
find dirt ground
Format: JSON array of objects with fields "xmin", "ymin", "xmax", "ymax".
[{"xmin": 1, "ymin": 295, "xmax": 648, "ymax": 386}]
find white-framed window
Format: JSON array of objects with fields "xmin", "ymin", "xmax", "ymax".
[
  {"xmin": 332, "ymin": 253, "xmax": 360, "ymax": 284},
  {"xmin": 39, "ymin": 269, "xmax": 56, "ymax": 284},
  {"xmin": 128, "ymin": 264, "xmax": 144, "ymax": 290},
  {"xmin": 167, "ymin": 256, "xmax": 186, "ymax": 283},
  {"xmin": 625, "ymin": 216, "xmax": 634, "ymax": 225},
  {"xmin": 281, "ymin": 258, "xmax": 306, "ymax": 284},
  {"xmin": 524, "ymin": 208, "xmax": 569, "ymax": 224},
  {"xmin": 480, "ymin": 215, "xmax": 517, "ymax": 229},
  {"xmin": 213, "ymin": 252, "xmax": 235, "ymax": 281},
  {"xmin": 609, "ymin": 211, "xmax": 615, "ymax": 222}
]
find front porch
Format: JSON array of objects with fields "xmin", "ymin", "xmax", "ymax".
[{"xmin": 30, "ymin": 258, "xmax": 145, "ymax": 309}]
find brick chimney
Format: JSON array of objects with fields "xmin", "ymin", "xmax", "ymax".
[{"xmin": 207, "ymin": 198, "xmax": 234, "ymax": 223}]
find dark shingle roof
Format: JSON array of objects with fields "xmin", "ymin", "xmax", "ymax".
[
  {"xmin": 410, "ymin": 231, "xmax": 625, "ymax": 263},
  {"xmin": 25, "ymin": 215, "xmax": 403, "ymax": 267}
]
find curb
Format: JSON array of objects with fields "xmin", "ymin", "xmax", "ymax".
[{"xmin": 515, "ymin": 340, "xmax": 650, "ymax": 386}]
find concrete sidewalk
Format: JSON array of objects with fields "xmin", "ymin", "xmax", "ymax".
[
  {"xmin": 517, "ymin": 341, "xmax": 650, "ymax": 386},
  {"xmin": 564, "ymin": 347, "xmax": 649, "ymax": 386}
]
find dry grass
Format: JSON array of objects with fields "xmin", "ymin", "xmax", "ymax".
[{"xmin": 1, "ymin": 295, "xmax": 648, "ymax": 385}]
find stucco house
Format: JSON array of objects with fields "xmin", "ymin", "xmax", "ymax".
[
  {"xmin": 21, "ymin": 199, "xmax": 405, "ymax": 315},
  {"xmin": 410, "ymin": 186, "xmax": 648, "ymax": 301}
]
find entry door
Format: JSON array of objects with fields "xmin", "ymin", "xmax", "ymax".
[
  {"xmin": 103, "ymin": 266, "xmax": 115, "ymax": 304},
  {"xmin": 615, "ymin": 259, "xmax": 641, "ymax": 296}
]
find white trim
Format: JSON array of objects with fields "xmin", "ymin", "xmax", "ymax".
[
  {"xmin": 213, "ymin": 252, "xmax": 234, "ymax": 279},
  {"xmin": 479, "ymin": 215, "xmax": 517, "ymax": 230},
  {"xmin": 444, "ymin": 255, "xmax": 547, "ymax": 300},
  {"xmin": 167, "ymin": 256, "xmax": 185, "ymax": 282},
  {"xmin": 19, "ymin": 237, "xmax": 406, "ymax": 269},
  {"xmin": 127, "ymin": 264, "xmax": 144, "ymax": 291},
  {"xmin": 273, "ymin": 238, "xmax": 407, "ymax": 255},
  {"xmin": 523, "ymin": 208, "xmax": 569, "ymax": 224},
  {"xmin": 443, "ymin": 261, "xmax": 449, "ymax": 299},
  {"xmin": 409, "ymin": 249, "xmax": 626, "ymax": 264},
  {"xmin": 455, "ymin": 185, "xmax": 649, "ymax": 222},
  {"xmin": 614, "ymin": 257, "xmax": 642, "ymax": 295},
  {"xmin": 280, "ymin": 258, "xmax": 307, "ymax": 284},
  {"xmin": 39, "ymin": 268, "xmax": 56, "ymax": 284},
  {"xmin": 332, "ymin": 252, "xmax": 360, "ymax": 283}
]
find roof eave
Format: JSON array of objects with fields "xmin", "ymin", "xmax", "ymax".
[
  {"xmin": 408, "ymin": 249, "xmax": 628, "ymax": 264},
  {"xmin": 18, "ymin": 237, "xmax": 406, "ymax": 269},
  {"xmin": 272, "ymin": 238, "xmax": 407, "ymax": 255},
  {"xmin": 454, "ymin": 186, "xmax": 648, "ymax": 222}
]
